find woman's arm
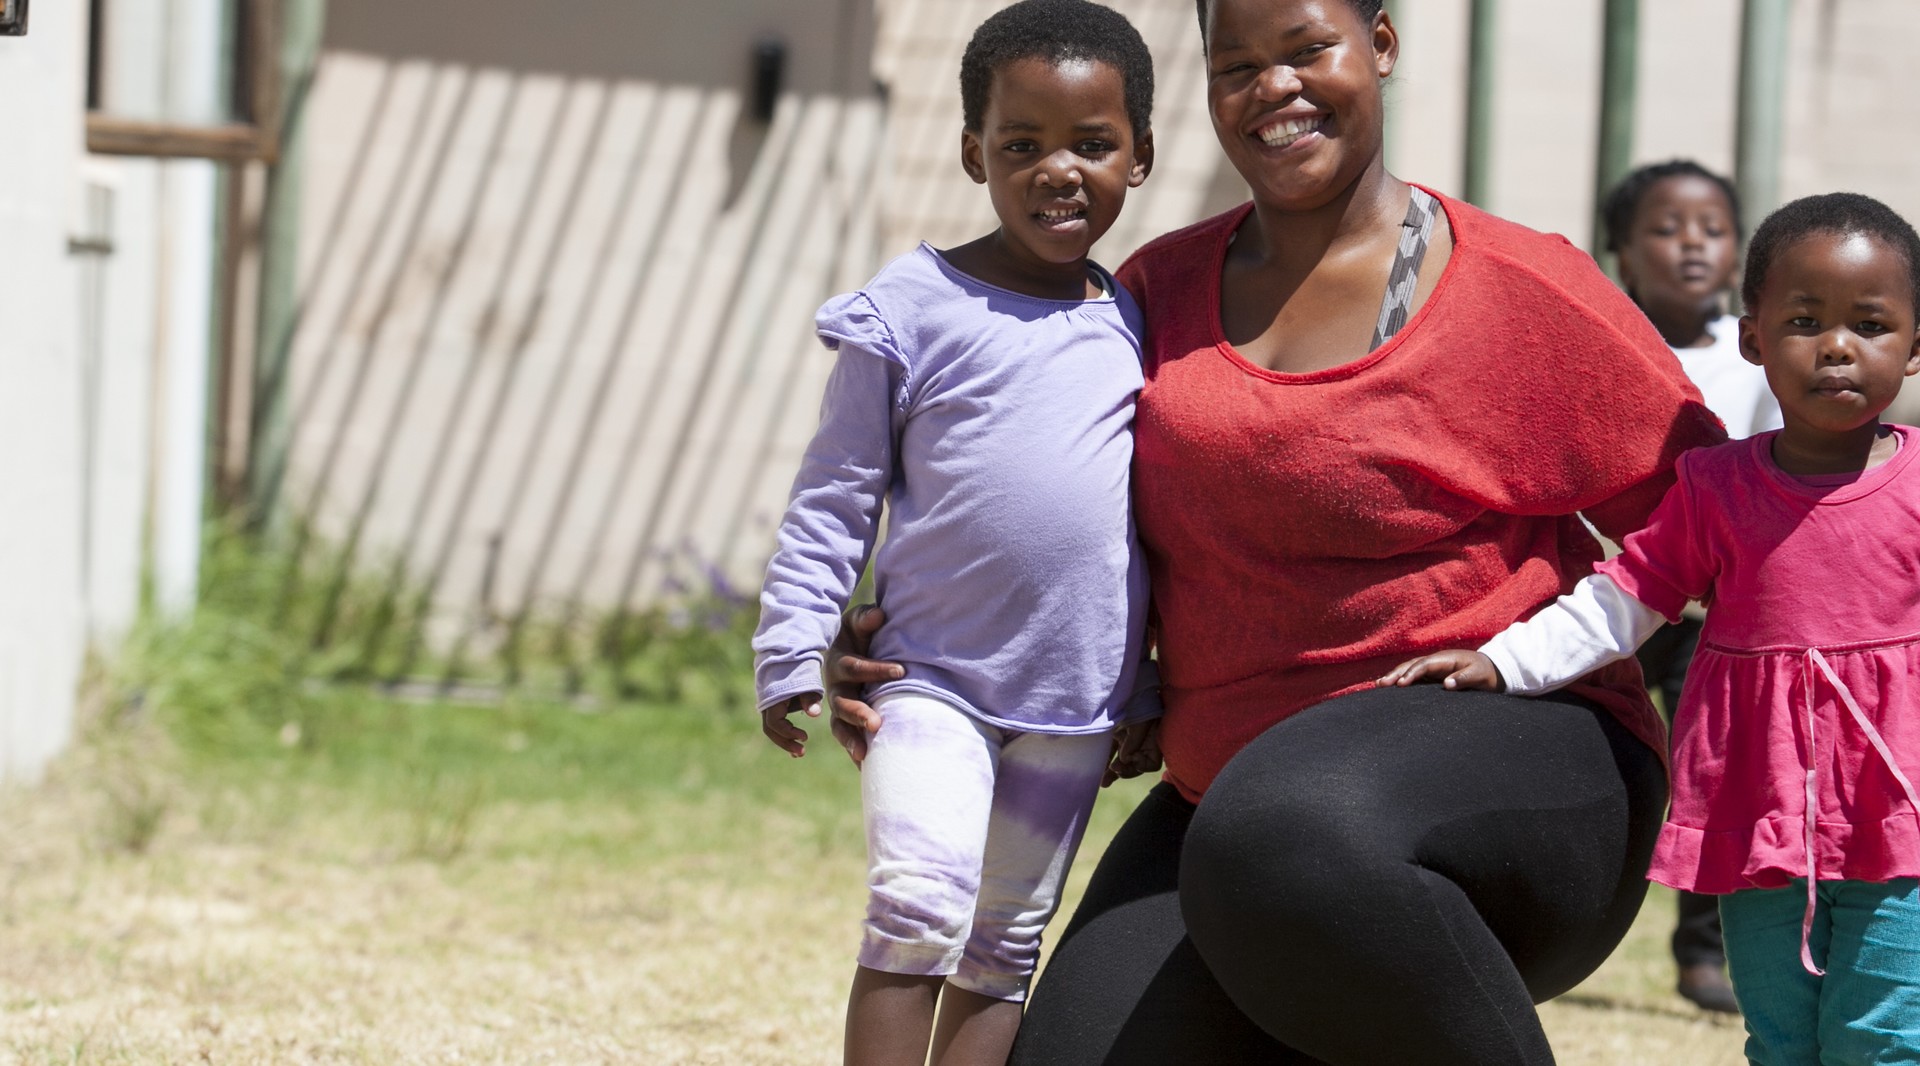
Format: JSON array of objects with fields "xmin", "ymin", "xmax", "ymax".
[{"xmin": 821, "ymin": 604, "xmax": 903, "ymax": 765}]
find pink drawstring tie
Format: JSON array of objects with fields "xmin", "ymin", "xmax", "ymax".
[{"xmin": 1796, "ymin": 648, "xmax": 1920, "ymax": 975}]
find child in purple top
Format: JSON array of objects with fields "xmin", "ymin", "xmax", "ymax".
[{"xmin": 751, "ymin": 2, "xmax": 1157, "ymax": 1061}]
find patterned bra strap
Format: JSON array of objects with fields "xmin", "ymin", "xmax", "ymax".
[{"xmin": 1369, "ymin": 187, "xmax": 1441, "ymax": 351}]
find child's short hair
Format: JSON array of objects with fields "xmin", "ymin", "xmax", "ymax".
[
  {"xmin": 960, "ymin": 0, "xmax": 1154, "ymax": 139},
  {"xmin": 1742, "ymin": 192, "xmax": 1920, "ymax": 313},
  {"xmin": 1600, "ymin": 160, "xmax": 1742, "ymax": 254},
  {"xmin": 1192, "ymin": 0, "xmax": 1385, "ymax": 45}
]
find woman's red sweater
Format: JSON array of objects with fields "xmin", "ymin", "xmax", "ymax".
[{"xmin": 1117, "ymin": 191, "xmax": 1726, "ymax": 803}]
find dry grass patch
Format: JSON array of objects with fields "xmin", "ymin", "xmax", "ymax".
[{"xmin": 0, "ymin": 675, "xmax": 1745, "ymax": 1063}]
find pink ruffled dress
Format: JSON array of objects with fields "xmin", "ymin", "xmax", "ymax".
[{"xmin": 1598, "ymin": 426, "xmax": 1920, "ymax": 969}]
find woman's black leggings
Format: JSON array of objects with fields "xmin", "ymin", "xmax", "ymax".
[{"xmin": 1009, "ymin": 686, "xmax": 1667, "ymax": 1066}]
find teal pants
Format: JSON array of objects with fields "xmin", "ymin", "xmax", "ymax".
[{"xmin": 1720, "ymin": 878, "xmax": 1920, "ymax": 1065}]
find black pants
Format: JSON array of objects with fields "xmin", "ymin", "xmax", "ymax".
[
  {"xmin": 1010, "ymin": 686, "xmax": 1667, "ymax": 1066},
  {"xmin": 1635, "ymin": 616, "xmax": 1726, "ymax": 968}
]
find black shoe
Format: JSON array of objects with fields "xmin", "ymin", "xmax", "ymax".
[{"xmin": 1677, "ymin": 962, "xmax": 1740, "ymax": 1014}]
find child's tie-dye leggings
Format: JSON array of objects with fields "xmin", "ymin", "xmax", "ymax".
[{"xmin": 858, "ymin": 692, "xmax": 1114, "ymax": 1002}]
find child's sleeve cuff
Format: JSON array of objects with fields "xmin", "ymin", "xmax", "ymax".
[{"xmin": 755, "ymin": 655, "xmax": 826, "ymax": 713}]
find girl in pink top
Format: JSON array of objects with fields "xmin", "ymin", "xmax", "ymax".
[{"xmin": 1382, "ymin": 192, "xmax": 1920, "ymax": 1064}]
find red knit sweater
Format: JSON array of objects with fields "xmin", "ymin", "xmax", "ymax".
[{"xmin": 1118, "ymin": 191, "xmax": 1726, "ymax": 802}]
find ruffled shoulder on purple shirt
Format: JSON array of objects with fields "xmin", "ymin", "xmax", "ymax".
[{"xmin": 816, "ymin": 265, "xmax": 922, "ymax": 410}]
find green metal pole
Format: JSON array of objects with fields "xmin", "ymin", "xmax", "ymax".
[
  {"xmin": 1463, "ymin": 0, "xmax": 1496, "ymax": 205},
  {"xmin": 247, "ymin": 0, "xmax": 325, "ymax": 530},
  {"xmin": 1592, "ymin": 0, "xmax": 1639, "ymax": 267},
  {"xmin": 1736, "ymin": 0, "xmax": 1789, "ymax": 229}
]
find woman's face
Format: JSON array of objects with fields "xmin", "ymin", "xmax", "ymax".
[{"xmin": 1202, "ymin": 0, "xmax": 1396, "ymax": 211}]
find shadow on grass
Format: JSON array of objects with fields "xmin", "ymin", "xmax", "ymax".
[{"xmin": 1552, "ymin": 991, "xmax": 1744, "ymax": 1026}]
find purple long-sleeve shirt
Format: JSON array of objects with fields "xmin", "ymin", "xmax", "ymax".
[{"xmin": 752, "ymin": 244, "xmax": 1157, "ymax": 734}]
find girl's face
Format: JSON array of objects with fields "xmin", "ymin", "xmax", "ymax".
[
  {"xmin": 961, "ymin": 57, "xmax": 1152, "ymax": 271},
  {"xmin": 1739, "ymin": 231, "xmax": 1920, "ymax": 437},
  {"xmin": 1202, "ymin": 0, "xmax": 1396, "ymax": 211},
  {"xmin": 1617, "ymin": 175, "xmax": 1739, "ymax": 314}
]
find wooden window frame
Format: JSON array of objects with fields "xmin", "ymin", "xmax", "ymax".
[{"xmin": 86, "ymin": 0, "xmax": 282, "ymax": 163}]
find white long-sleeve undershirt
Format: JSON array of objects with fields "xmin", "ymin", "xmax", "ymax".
[{"xmin": 1479, "ymin": 574, "xmax": 1670, "ymax": 695}]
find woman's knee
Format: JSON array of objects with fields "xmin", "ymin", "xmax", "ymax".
[{"xmin": 1179, "ymin": 740, "xmax": 1400, "ymax": 946}]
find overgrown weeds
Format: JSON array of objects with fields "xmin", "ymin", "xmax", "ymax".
[
  {"xmin": 88, "ymin": 520, "xmax": 767, "ymax": 865},
  {"xmin": 83, "ymin": 702, "xmax": 174, "ymax": 855},
  {"xmin": 403, "ymin": 769, "xmax": 490, "ymax": 862}
]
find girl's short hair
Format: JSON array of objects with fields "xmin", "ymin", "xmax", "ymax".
[
  {"xmin": 1193, "ymin": 0, "xmax": 1386, "ymax": 46},
  {"xmin": 960, "ymin": 0, "xmax": 1155, "ymax": 138},
  {"xmin": 1742, "ymin": 192, "xmax": 1920, "ymax": 313},
  {"xmin": 1600, "ymin": 160, "xmax": 1742, "ymax": 254}
]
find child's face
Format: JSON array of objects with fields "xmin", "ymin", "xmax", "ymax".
[
  {"xmin": 1739, "ymin": 232, "xmax": 1920, "ymax": 436},
  {"xmin": 1617, "ymin": 175, "xmax": 1739, "ymax": 312},
  {"xmin": 961, "ymin": 57, "xmax": 1151, "ymax": 269}
]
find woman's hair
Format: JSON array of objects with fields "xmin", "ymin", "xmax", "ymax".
[
  {"xmin": 959, "ymin": 0, "xmax": 1155, "ymax": 138},
  {"xmin": 1193, "ymin": 0, "xmax": 1386, "ymax": 44},
  {"xmin": 1741, "ymin": 192, "xmax": 1920, "ymax": 313},
  {"xmin": 1599, "ymin": 160, "xmax": 1741, "ymax": 254}
]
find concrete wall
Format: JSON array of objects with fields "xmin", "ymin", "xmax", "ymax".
[
  {"xmin": 328, "ymin": 0, "xmax": 876, "ymax": 97},
  {"xmin": 0, "ymin": 3, "xmax": 89, "ymax": 781},
  {"xmin": 280, "ymin": 0, "xmax": 1920, "ymax": 668},
  {"xmin": 891, "ymin": 0, "xmax": 1920, "ymax": 259},
  {"xmin": 1389, "ymin": 0, "xmax": 1920, "ymax": 247},
  {"xmin": 279, "ymin": 0, "xmax": 883, "ymax": 666},
  {"xmin": 0, "ymin": 0, "xmax": 225, "ymax": 782}
]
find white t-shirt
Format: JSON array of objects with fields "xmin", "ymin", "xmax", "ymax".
[{"xmin": 1673, "ymin": 315, "xmax": 1782, "ymax": 440}]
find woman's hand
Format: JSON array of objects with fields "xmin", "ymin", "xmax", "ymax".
[
  {"xmin": 1103, "ymin": 717, "xmax": 1163, "ymax": 787},
  {"xmin": 825, "ymin": 604, "xmax": 905, "ymax": 766},
  {"xmin": 1375, "ymin": 651, "xmax": 1506, "ymax": 692}
]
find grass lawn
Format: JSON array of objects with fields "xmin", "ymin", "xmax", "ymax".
[{"xmin": 0, "ymin": 666, "xmax": 1749, "ymax": 1063}]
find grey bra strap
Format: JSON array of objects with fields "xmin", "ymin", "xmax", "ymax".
[{"xmin": 1369, "ymin": 188, "xmax": 1440, "ymax": 351}]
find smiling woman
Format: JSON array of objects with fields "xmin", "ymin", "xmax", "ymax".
[{"xmin": 937, "ymin": 0, "xmax": 1734, "ymax": 1062}]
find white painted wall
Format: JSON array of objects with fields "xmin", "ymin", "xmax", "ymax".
[
  {"xmin": 276, "ymin": 0, "xmax": 1920, "ymax": 659},
  {"xmin": 0, "ymin": 1, "xmax": 88, "ymax": 781},
  {"xmin": 150, "ymin": 0, "xmax": 227, "ymax": 617},
  {"xmin": 1390, "ymin": 0, "xmax": 1920, "ymax": 245},
  {"xmin": 0, "ymin": 0, "xmax": 229, "ymax": 782},
  {"xmin": 77, "ymin": 159, "xmax": 160, "ymax": 641},
  {"xmin": 84, "ymin": 0, "xmax": 228, "ymax": 632},
  {"xmin": 279, "ymin": 0, "xmax": 886, "ymax": 664}
]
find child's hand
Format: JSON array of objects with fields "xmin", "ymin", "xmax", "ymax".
[
  {"xmin": 1375, "ymin": 651, "xmax": 1506, "ymax": 692},
  {"xmin": 762, "ymin": 693, "xmax": 825, "ymax": 757},
  {"xmin": 1103, "ymin": 718, "xmax": 1163, "ymax": 787}
]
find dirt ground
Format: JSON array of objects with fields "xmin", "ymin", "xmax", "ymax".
[{"xmin": 0, "ymin": 707, "xmax": 1748, "ymax": 1065}]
